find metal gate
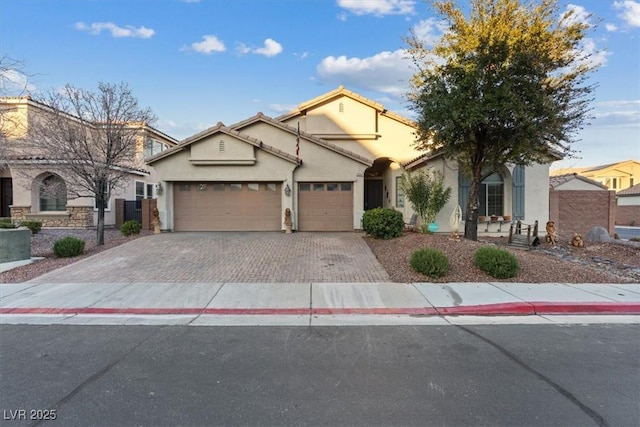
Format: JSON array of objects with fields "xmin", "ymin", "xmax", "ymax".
[{"xmin": 123, "ymin": 200, "xmax": 142, "ymax": 223}]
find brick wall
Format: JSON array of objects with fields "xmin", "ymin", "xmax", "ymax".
[
  {"xmin": 549, "ymin": 189, "xmax": 616, "ymax": 238},
  {"xmin": 616, "ymin": 205, "xmax": 640, "ymax": 226}
]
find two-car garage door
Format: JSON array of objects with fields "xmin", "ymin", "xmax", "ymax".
[
  {"xmin": 174, "ymin": 182, "xmax": 281, "ymax": 231},
  {"xmin": 173, "ymin": 181, "xmax": 354, "ymax": 232}
]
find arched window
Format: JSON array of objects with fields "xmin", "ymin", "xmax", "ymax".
[
  {"xmin": 39, "ymin": 175, "xmax": 67, "ymax": 211},
  {"xmin": 478, "ymin": 173, "xmax": 503, "ymax": 217}
]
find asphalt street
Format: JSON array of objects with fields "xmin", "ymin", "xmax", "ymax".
[{"xmin": 1, "ymin": 324, "xmax": 638, "ymax": 427}]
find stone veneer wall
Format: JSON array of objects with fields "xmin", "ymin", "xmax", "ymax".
[{"xmin": 10, "ymin": 205, "xmax": 94, "ymax": 227}]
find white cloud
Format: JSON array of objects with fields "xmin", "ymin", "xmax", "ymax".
[
  {"xmin": 268, "ymin": 103, "xmax": 297, "ymax": 114},
  {"xmin": 183, "ymin": 35, "xmax": 226, "ymax": 54},
  {"xmin": 317, "ymin": 49, "xmax": 412, "ymax": 99},
  {"xmin": 412, "ymin": 18, "xmax": 448, "ymax": 46},
  {"xmin": 614, "ymin": 1, "xmax": 640, "ymax": 27},
  {"xmin": 337, "ymin": 12, "xmax": 348, "ymax": 21},
  {"xmin": 605, "ymin": 23, "xmax": 618, "ymax": 31},
  {"xmin": 562, "ymin": 4, "xmax": 592, "ymax": 27},
  {"xmin": 237, "ymin": 39, "xmax": 283, "ymax": 57},
  {"xmin": 576, "ymin": 37, "xmax": 610, "ymax": 68},
  {"xmin": 0, "ymin": 69, "xmax": 36, "ymax": 94},
  {"xmin": 253, "ymin": 39, "xmax": 283, "ymax": 57},
  {"xmin": 75, "ymin": 21, "xmax": 154, "ymax": 38},
  {"xmin": 591, "ymin": 99, "xmax": 640, "ymax": 128},
  {"xmin": 337, "ymin": 0, "xmax": 415, "ymax": 16}
]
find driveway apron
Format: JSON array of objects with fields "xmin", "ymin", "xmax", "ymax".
[{"xmin": 27, "ymin": 232, "xmax": 391, "ymax": 283}]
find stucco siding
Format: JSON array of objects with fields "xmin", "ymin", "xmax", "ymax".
[{"xmin": 555, "ymin": 179, "xmax": 605, "ymax": 191}]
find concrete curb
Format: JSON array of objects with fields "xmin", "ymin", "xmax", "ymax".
[{"xmin": 2, "ymin": 302, "xmax": 639, "ymax": 316}]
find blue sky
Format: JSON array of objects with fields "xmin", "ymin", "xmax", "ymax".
[{"xmin": 1, "ymin": 0, "xmax": 638, "ymax": 169}]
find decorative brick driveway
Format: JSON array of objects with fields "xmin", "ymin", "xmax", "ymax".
[{"xmin": 28, "ymin": 232, "xmax": 391, "ymax": 283}]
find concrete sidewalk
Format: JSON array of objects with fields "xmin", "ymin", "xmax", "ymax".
[{"xmin": 1, "ymin": 281, "xmax": 639, "ymax": 326}]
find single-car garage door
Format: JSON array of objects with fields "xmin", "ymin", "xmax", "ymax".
[
  {"xmin": 298, "ymin": 182, "xmax": 353, "ymax": 231},
  {"xmin": 173, "ymin": 182, "xmax": 281, "ymax": 231}
]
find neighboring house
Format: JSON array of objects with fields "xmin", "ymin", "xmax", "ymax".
[
  {"xmin": 551, "ymin": 159, "xmax": 640, "ymax": 192},
  {"xmin": 616, "ymin": 183, "xmax": 640, "ymax": 226},
  {"xmin": 549, "ymin": 173, "xmax": 615, "ymax": 237},
  {"xmin": 0, "ymin": 96, "xmax": 177, "ymax": 227},
  {"xmin": 148, "ymin": 86, "xmax": 553, "ymax": 232}
]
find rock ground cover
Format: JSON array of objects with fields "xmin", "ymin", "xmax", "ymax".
[
  {"xmin": 0, "ymin": 228, "xmax": 151, "ymax": 283},
  {"xmin": 1, "ymin": 229, "xmax": 638, "ymax": 284},
  {"xmin": 365, "ymin": 232, "xmax": 639, "ymax": 284}
]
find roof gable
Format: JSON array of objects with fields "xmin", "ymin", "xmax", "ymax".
[
  {"xmin": 549, "ymin": 173, "xmax": 608, "ymax": 190},
  {"xmin": 230, "ymin": 113, "xmax": 372, "ymax": 166},
  {"xmin": 275, "ymin": 85, "xmax": 415, "ymax": 128},
  {"xmin": 146, "ymin": 122, "xmax": 300, "ymax": 165}
]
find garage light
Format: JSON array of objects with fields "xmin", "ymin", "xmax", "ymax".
[{"xmin": 284, "ymin": 183, "xmax": 291, "ymax": 197}]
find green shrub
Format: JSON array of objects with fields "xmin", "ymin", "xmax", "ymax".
[
  {"xmin": 474, "ymin": 246, "xmax": 519, "ymax": 279},
  {"xmin": 20, "ymin": 220, "xmax": 42, "ymax": 234},
  {"xmin": 362, "ymin": 208, "xmax": 404, "ymax": 239},
  {"xmin": 0, "ymin": 218, "xmax": 16, "ymax": 229},
  {"xmin": 121, "ymin": 220, "xmax": 142, "ymax": 236},
  {"xmin": 630, "ymin": 237, "xmax": 640, "ymax": 242},
  {"xmin": 410, "ymin": 248, "xmax": 449, "ymax": 278},
  {"xmin": 53, "ymin": 237, "xmax": 85, "ymax": 258}
]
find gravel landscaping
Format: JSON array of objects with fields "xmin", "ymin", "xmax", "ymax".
[
  {"xmin": 1, "ymin": 228, "xmax": 151, "ymax": 283},
  {"xmin": 1, "ymin": 228, "xmax": 638, "ymax": 284},
  {"xmin": 365, "ymin": 232, "xmax": 640, "ymax": 283}
]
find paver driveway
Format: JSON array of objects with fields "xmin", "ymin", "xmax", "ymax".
[{"xmin": 28, "ymin": 232, "xmax": 391, "ymax": 283}]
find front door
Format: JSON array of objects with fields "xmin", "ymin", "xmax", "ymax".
[
  {"xmin": 364, "ymin": 179, "xmax": 383, "ymax": 210},
  {"xmin": 0, "ymin": 178, "xmax": 13, "ymax": 218}
]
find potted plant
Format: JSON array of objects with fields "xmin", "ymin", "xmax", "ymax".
[
  {"xmin": 491, "ymin": 215, "xmax": 499, "ymax": 222},
  {"xmin": 399, "ymin": 169, "xmax": 452, "ymax": 234}
]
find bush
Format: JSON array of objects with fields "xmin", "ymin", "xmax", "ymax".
[
  {"xmin": 53, "ymin": 237, "xmax": 85, "ymax": 258},
  {"xmin": 474, "ymin": 246, "xmax": 518, "ymax": 279},
  {"xmin": 362, "ymin": 208, "xmax": 404, "ymax": 239},
  {"xmin": 0, "ymin": 218, "xmax": 16, "ymax": 229},
  {"xmin": 121, "ymin": 220, "xmax": 142, "ymax": 236},
  {"xmin": 410, "ymin": 248, "xmax": 449, "ymax": 278},
  {"xmin": 20, "ymin": 220, "xmax": 42, "ymax": 234}
]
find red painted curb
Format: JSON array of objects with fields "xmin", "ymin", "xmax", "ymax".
[
  {"xmin": 531, "ymin": 301, "xmax": 640, "ymax": 315},
  {"xmin": 1, "ymin": 303, "xmax": 639, "ymax": 316},
  {"xmin": 435, "ymin": 302, "xmax": 535, "ymax": 316},
  {"xmin": 311, "ymin": 307, "xmax": 439, "ymax": 316}
]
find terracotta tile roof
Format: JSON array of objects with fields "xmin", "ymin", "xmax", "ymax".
[
  {"xmin": 617, "ymin": 183, "xmax": 640, "ymax": 196},
  {"xmin": 549, "ymin": 173, "xmax": 608, "ymax": 189},
  {"xmin": 230, "ymin": 112, "xmax": 373, "ymax": 166},
  {"xmin": 402, "ymin": 149, "xmax": 444, "ymax": 169},
  {"xmin": 4, "ymin": 155, "xmax": 150, "ymax": 175}
]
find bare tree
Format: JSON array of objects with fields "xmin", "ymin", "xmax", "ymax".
[
  {"xmin": 28, "ymin": 82, "xmax": 156, "ymax": 245},
  {"xmin": 0, "ymin": 56, "xmax": 30, "ymax": 167}
]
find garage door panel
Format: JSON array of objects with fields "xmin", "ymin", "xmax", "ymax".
[
  {"xmin": 298, "ymin": 182, "xmax": 353, "ymax": 231},
  {"xmin": 174, "ymin": 182, "xmax": 281, "ymax": 231}
]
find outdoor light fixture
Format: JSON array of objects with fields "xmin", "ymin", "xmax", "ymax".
[
  {"xmin": 284, "ymin": 183, "xmax": 291, "ymax": 196},
  {"xmin": 156, "ymin": 182, "xmax": 164, "ymax": 195}
]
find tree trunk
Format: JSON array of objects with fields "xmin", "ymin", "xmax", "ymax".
[
  {"xmin": 463, "ymin": 168, "xmax": 482, "ymax": 241},
  {"xmin": 97, "ymin": 203, "xmax": 105, "ymax": 246}
]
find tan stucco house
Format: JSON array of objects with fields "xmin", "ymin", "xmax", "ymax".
[
  {"xmin": 552, "ymin": 159, "xmax": 640, "ymax": 192},
  {"xmin": 148, "ymin": 86, "xmax": 553, "ymax": 233},
  {"xmin": 0, "ymin": 96, "xmax": 177, "ymax": 227}
]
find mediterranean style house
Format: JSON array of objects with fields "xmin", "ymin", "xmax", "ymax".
[
  {"xmin": 551, "ymin": 159, "xmax": 640, "ymax": 192},
  {"xmin": 148, "ymin": 86, "xmax": 552, "ymax": 232},
  {"xmin": 0, "ymin": 96, "xmax": 177, "ymax": 227}
]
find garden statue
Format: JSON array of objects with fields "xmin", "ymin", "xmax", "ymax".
[
  {"xmin": 449, "ymin": 204, "xmax": 462, "ymax": 241},
  {"xmin": 572, "ymin": 233, "xmax": 585, "ymax": 248},
  {"xmin": 152, "ymin": 207, "xmax": 161, "ymax": 235},
  {"xmin": 545, "ymin": 221, "xmax": 558, "ymax": 246},
  {"xmin": 284, "ymin": 208, "xmax": 292, "ymax": 234}
]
